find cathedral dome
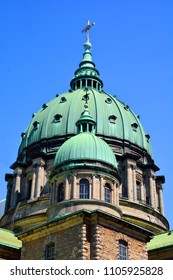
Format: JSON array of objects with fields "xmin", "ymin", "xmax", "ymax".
[
  {"xmin": 54, "ymin": 132, "xmax": 118, "ymax": 170},
  {"xmin": 17, "ymin": 38, "xmax": 152, "ymax": 164},
  {"xmin": 18, "ymin": 88, "xmax": 152, "ymax": 159},
  {"xmin": 2, "ymin": 24, "xmax": 168, "ymax": 237}
]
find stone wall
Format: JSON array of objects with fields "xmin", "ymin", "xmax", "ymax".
[
  {"xmin": 21, "ymin": 223, "xmax": 84, "ymax": 260},
  {"xmin": 20, "ymin": 211, "xmax": 149, "ymax": 260},
  {"xmin": 98, "ymin": 225, "xmax": 148, "ymax": 260}
]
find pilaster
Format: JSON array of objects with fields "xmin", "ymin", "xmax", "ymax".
[
  {"xmin": 73, "ymin": 174, "xmax": 77, "ymax": 199},
  {"xmin": 13, "ymin": 167, "xmax": 22, "ymax": 206},
  {"xmin": 35, "ymin": 159, "xmax": 45, "ymax": 198},
  {"xmin": 126, "ymin": 163, "xmax": 133, "ymax": 200},
  {"xmin": 30, "ymin": 166, "xmax": 36, "ymax": 199},
  {"xmin": 100, "ymin": 176, "xmax": 104, "ymax": 200}
]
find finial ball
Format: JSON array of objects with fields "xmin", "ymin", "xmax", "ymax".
[{"xmin": 84, "ymin": 41, "xmax": 92, "ymax": 51}]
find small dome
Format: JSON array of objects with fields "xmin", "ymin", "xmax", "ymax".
[{"xmin": 54, "ymin": 132, "xmax": 117, "ymax": 169}]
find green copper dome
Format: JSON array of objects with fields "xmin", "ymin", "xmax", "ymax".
[
  {"xmin": 17, "ymin": 40, "xmax": 152, "ymax": 160},
  {"xmin": 54, "ymin": 132, "xmax": 118, "ymax": 169},
  {"xmin": 18, "ymin": 88, "xmax": 152, "ymax": 158}
]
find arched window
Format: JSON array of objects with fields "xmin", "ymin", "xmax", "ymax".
[
  {"xmin": 104, "ymin": 183, "xmax": 111, "ymax": 203},
  {"xmin": 79, "ymin": 179, "xmax": 89, "ymax": 199},
  {"xmin": 119, "ymin": 240, "xmax": 128, "ymax": 260},
  {"xmin": 136, "ymin": 181, "xmax": 141, "ymax": 201},
  {"xmin": 45, "ymin": 242, "xmax": 55, "ymax": 260},
  {"xmin": 57, "ymin": 183, "xmax": 65, "ymax": 202}
]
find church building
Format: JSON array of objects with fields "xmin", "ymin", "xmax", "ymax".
[{"xmin": 0, "ymin": 22, "xmax": 170, "ymax": 260}]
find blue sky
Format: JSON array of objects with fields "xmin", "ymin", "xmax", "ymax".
[{"xmin": 0, "ymin": 0, "xmax": 172, "ymax": 228}]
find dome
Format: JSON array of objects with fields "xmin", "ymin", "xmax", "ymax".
[
  {"xmin": 3, "ymin": 28, "xmax": 168, "ymax": 237},
  {"xmin": 17, "ymin": 39, "xmax": 152, "ymax": 162},
  {"xmin": 18, "ymin": 89, "xmax": 152, "ymax": 158},
  {"xmin": 54, "ymin": 132, "xmax": 118, "ymax": 169}
]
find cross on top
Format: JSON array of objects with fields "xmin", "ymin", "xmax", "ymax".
[{"xmin": 82, "ymin": 20, "xmax": 95, "ymax": 43}]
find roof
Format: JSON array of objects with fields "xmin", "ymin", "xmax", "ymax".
[
  {"xmin": 147, "ymin": 230, "xmax": 173, "ymax": 251},
  {"xmin": 0, "ymin": 228, "xmax": 22, "ymax": 249},
  {"xmin": 18, "ymin": 40, "xmax": 152, "ymax": 159},
  {"xmin": 17, "ymin": 209, "xmax": 153, "ymax": 238},
  {"xmin": 18, "ymin": 89, "xmax": 152, "ymax": 157},
  {"xmin": 54, "ymin": 132, "xmax": 117, "ymax": 169}
]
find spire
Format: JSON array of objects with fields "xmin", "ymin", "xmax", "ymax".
[
  {"xmin": 70, "ymin": 21, "xmax": 103, "ymax": 91},
  {"xmin": 76, "ymin": 89, "xmax": 96, "ymax": 134}
]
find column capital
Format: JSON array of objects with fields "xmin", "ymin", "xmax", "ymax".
[
  {"xmin": 32, "ymin": 157, "xmax": 45, "ymax": 167},
  {"xmin": 126, "ymin": 163, "xmax": 133, "ymax": 170},
  {"xmin": 14, "ymin": 167, "xmax": 22, "ymax": 176},
  {"xmin": 156, "ymin": 182, "xmax": 163, "ymax": 190}
]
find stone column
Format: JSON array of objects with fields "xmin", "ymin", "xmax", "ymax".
[
  {"xmin": 148, "ymin": 172, "xmax": 155, "ymax": 208},
  {"xmin": 65, "ymin": 177, "xmax": 69, "ymax": 200},
  {"xmin": 152, "ymin": 177, "xmax": 157, "ymax": 210},
  {"xmin": 92, "ymin": 174, "xmax": 96, "ymax": 199},
  {"xmin": 30, "ymin": 165, "xmax": 36, "ymax": 199},
  {"xmin": 132, "ymin": 166, "xmax": 136, "ymax": 201},
  {"xmin": 116, "ymin": 183, "xmax": 120, "ymax": 206},
  {"xmin": 126, "ymin": 163, "xmax": 133, "ymax": 200},
  {"xmin": 141, "ymin": 180, "xmax": 145, "ymax": 203},
  {"xmin": 112, "ymin": 182, "xmax": 116, "ymax": 205},
  {"xmin": 100, "ymin": 176, "xmax": 104, "ymax": 200},
  {"xmin": 158, "ymin": 186, "xmax": 164, "ymax": 215},
  {"xmin": 13, "ymin": 168, "xmax": 22, "ymax": 206},
  {"xmin": 35, "ymin": 159, "xmax": 45, "ymax": 198},
  {"xmin": 73, "ymin": 174, "xmax": 77, "ymax": 199}
]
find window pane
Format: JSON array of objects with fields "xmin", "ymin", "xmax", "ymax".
[
  {"xmin": 79, "ymin": 179, "xmax": 89, "ymax": 199},
  {"xmin": 119, "ymin": 240, "xmax": 128, "ymax": 260},
  {"xmin": 104, "ymin": 183, "xmax": 111, "ymax": 203},
  {"xmin": 136, "ymin": 181, "xmax": 141, "ymax": 201},
  {"xmin": 45, "ymin": 243, "xmax": 55, "ymax": 260}
]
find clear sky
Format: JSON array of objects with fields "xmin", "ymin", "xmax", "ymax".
[{"xmin": 0, "ymin": 0, "xmax": 172, "ymax": 228}]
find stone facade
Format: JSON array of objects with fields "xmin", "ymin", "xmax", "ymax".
[{"xmin": 18, "ymin": 211, "xmax": 150, "ymax": 260}]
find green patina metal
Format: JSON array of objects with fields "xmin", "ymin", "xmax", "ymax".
[
  {"xmin": 18, "ymin": 88, "xmax": 152, "ymax": 157},
  {"xmin": 0, "ymin": 228, "xmax": 22, "ymax": 249},
  {"xmin": 54, "ymin": 132, "xmax": 117, "ymax": 169},
  {"xmin": 147, "ymin": 230, "xmax": 173, "ymax": 251},
  {"xmin": 70, "ymin": 41, "xmax": 103, "ymax": 90},
  {"xmin": 18, "ymin": 39, "xmax": 152, "ymax": 158}
]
